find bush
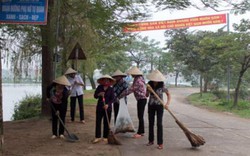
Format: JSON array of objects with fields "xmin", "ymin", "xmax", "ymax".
[
  {"xmin": 12, "ymin": 94, "xmax": 42, "ymax": 121},
  {"xmin": 212, "ymin": 90, "xmax": 228, "ymax": 99}
]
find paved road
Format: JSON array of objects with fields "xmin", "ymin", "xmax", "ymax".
[{"xmin": 114, "ymin": 87, "xmax": 250, "ymax": 156}]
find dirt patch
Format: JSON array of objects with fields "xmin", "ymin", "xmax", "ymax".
[{"xmin": 3, "ymin": 105, "xmax": 120, "ymax": 156}]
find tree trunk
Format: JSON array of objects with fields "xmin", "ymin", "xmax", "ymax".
[
  {"xmin": 200, "ymin": 73, "xmax": 203, "ymax": 97},
  {"xmin": 233, "ymin": 58, "xmax": 250, "ymax": 108},
  {"xmin": 203, "ymin": 75, "xmax": 208, "ymax": 93},
  {"xmin": 40, "ymin": 0, "xmax": 55, "ymax": 117},
  {"xmin": 175, "ymin": 71, "xmax": 179, "ymax": 87},
  {"xmin": 88, "ymin": 75, "xmax": 96, "ymax": 90},
  {"xmin": 150, "ymin": 54, "xmax": 153, "ymax": 72},
  {"xmin": 233, "ymin": 72, "xmax": 244, "ymax": 108},
  {"xmin": 41, "ymin": 45, "xmax": 53, "ymax": 117}
]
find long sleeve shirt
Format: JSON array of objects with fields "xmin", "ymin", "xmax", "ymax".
[
  {"xmin": 94, "ymin": 85, "xmax": 115, "ymax": 111},
  {"xmin": 147, "ymin": 83, "xmax": 168, "ymax": 106},
  {"xmin": 122, "ymin": 76, "xmax": 147, "ymax": 101},
  {"xmin": 67, "ymin": 74, "xmax": 84, "ymax": 97},
  {"xmin": 46, "ymin": 83, "xmax": 69, "ymax": 106},
  {"xmin": 113, "ymin": 78, "xmax": 129, "ymax": 99}
]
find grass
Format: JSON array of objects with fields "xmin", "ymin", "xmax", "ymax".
[
  {"xmin": 187, "ymin": 92, "xmax": 250, "ymax": 119},
  {"xmin": 84, "ymin": 89, "xmax": 97, "ymax": 105}
]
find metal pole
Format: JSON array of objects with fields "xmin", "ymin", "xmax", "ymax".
[
  {"xmin": 0, "ymin": 49, "xmax": 4, "ymax": 154},
  {"xmin": 53, "ymin": 0, "xmax": 60, "ymax": 78},
  {"xmin": 75, "ymin": 48, "xmax": 79, "ymax": 71},
  {"xmin": 226, "ymin": 13, "xmax": 230, "ymax": 103}
]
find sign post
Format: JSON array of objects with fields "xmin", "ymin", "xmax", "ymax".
[{"xmin": 68, "ymin": 42, "xmax": 87, "ymax": 70}]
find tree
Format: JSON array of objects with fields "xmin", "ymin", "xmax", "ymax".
[
  {"xmin": 153, "ymin": 0, "xmax": 191, "ymax": 10},
  {"xmin": 218, "ymin": 31, "xmax": 250, "ymax": 107},
  {"xmin": 125, "ymin": 36, "xmax": 163, "ymax": 72},
  {"xmin": 166, "ymin": 29, "xmax": 223, "ymax": 92}
]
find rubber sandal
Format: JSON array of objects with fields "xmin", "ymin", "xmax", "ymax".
[
  {"xmin": 92, "ymin": 138, "xmax": 102, "ymax": 144},
  {"xmin": 157, "ymin": 144, "xmax": 163, "ymax": 150},
  {"xmin": 51, "ymin": 135, "xmax": 57, "ymax": 139},
  {"xmin": 146, "ymin": 142, "xmax": 154, "ymax": 146},
  {"xmin": 133, "ymin": 134, "xmax": 142, "ymax": 138}
]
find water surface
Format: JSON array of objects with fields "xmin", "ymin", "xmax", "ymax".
[{"xmin": 3, "ymin": 83, "xmax": 41, "ymax": 121}]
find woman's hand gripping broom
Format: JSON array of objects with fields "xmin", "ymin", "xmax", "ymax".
[{"xmin": 146, "ymin": 84, "xmax": 205, "ymax": 148}]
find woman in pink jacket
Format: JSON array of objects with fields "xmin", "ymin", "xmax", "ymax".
[{"xmin": 121, "ymin": 66, "xmax": 147, "ymax": 138}]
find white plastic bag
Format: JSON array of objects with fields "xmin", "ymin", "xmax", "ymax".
[{"xmin": 114, "ymin": 99, "xmax": 135, "ymax": 134}]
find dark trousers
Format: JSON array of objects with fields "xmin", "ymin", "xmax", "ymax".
[
  {"xmin": 114, "ymin": 97, "xmax": 127, "ymax": 123},
  {"xmin": 95, "ymin": 108, "xmax": 111, "ymax": 138},
  {"xmin": 70, "ymin": 94, "xmax": 84, "ymax": 121},
  {"xmin": 137, "ymin": 98, "xmax": 147, "ymax": 135},
  {"xmin": 113, "ymin": 101, "xmax": 119, "ymax": 123},
  {"xmin": 51, "ymin": 103, "xmax": 67, "ymax": 136},
  {"xmin": 148, "ymin": 105, "xmax": 164, "ymax": 145}
]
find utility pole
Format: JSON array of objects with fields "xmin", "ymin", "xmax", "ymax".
[
  {"xmin": 0, "ymin": 49, "xmax": 3, "ymax": 155},
  {"xmin": 226, "ymin": 13, "xmax": 230, "ymax": 103}
]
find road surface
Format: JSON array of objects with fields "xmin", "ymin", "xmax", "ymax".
[{"xmin": 114, "ymin": 87, "xmax": 250, "ymax": 156}]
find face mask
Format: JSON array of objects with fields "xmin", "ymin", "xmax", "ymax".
[
  {"xmin": 104, "ymin": 81, "xmax": 112, "ymax": 86},
  {"xmin": 103, "ymin": 79, "xmax": 112, "ymax": 86}
]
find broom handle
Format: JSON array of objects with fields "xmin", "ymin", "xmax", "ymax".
[
  {"xmin": 102, "ymin": 97, "xmax": 112, "ymax": 129},
  {"xmin": 146, "ymin": 84, "xmax": 178, "ymax": 121}
]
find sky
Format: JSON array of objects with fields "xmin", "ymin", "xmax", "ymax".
[{"xmin": 135, "ymin": 1, "xmax": 249, "ymax": 47}]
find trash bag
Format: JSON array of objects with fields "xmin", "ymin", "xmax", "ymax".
[{"xmin": 114, "ymin": 99, "xmax": 135, "ymax": 134}]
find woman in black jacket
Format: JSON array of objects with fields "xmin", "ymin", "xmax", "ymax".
[{"xmin": 46, "ymin": 75, "xmax": 71, "ymax": 139}]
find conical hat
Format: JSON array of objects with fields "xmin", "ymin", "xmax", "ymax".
[
  {"xmin": 97, "ymin": 74, "xmax": 116, "ymax": 84},
  {"xmin": 127, "ymin": 66, "xmax": 143, "ymax": 75},
  {"xmin": 64, "ymin": 67, "xmax": 77, "ymax": 75},
  {"xmin": 112, "ymin": 69, "xmax": 127, "ymax": 77},
  {"xmin": 53, "ymin": 75, "xmax": 71, "ymax": 86},
  {"xmin": 146, "ymin": 70, "xmax": 166, "ymax": 82}
]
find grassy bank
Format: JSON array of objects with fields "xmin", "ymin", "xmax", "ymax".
[
  {"xmin": 187, "ymin": 92, "xmax": 250, "ymax": 119},
  {"xmin": 84, "ymin": 89, "xmax": 97, "ymax": 105}
]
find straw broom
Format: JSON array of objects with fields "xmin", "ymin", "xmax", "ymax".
[
  {"xmin": 146, "ymin": 84, "xmax": 205, "ymax": 147},
  {"xmin": 102, "ymin": 97, "xmax": 121, "ymax": 145}
]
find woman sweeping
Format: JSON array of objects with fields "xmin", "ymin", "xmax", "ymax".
[
  {"xmin": 46, "ymin": 75, "xmax": 71, "ymax": 139},
  {"xmin": 92, "ymin": 75, "xmax": 115, "ymax": 143},
  {"xmin": 146, "ymin": 70, "xmax": 171, "ymax": 150}
]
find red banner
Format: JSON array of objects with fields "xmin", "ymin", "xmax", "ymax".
[{"xmin": 123, "ymin": 14, "xmax": 227, "ymax": 32}]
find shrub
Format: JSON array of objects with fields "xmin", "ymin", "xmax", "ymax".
[{"xmin": 12, "ymin": 94, "xmax": 41, "ymax": 120}]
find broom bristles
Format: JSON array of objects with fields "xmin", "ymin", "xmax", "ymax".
[
  {"xmin": 184, "ymin": 131, "xmax": 205, "ymax": 147},
  {"xmin": 176, "ymin": 119, "xmax": 205, "ymax": 147},
  {"xmin": 108, "ymin": 130, "xmax": 122, "ymax": 145}
]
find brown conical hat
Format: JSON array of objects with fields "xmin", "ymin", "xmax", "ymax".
[
  {"xmin": 146, "ymin": 69, "xmax": 166, "ymax": 82},
  {"xmin": 97, "ymin": 74, "xmax": 116, "ymax": 84},
  {"xmin": 53, "ymin": 75, "xmax": 71, "ymax": 86},
  {"xmin": 64, "ymin": 67, "xmax": 77, "ymax": 75},
  {"xmin": 112, "ymin": 69, "xmax": 127, "ymax": 77},
  {"xmin": 126, "ymin": 66, "xmax": 143, "ymax": 75}
]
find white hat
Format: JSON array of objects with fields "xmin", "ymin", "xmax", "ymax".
[
  {"xmin": 127, "ymin": 66, "xmax": 143, "ymax": 75},
  {"xmin": 112, "ymin": 69, "xmax": 127, "ymax": 77},
  {"xmin": 146, "ymin": 70, "xmax": 166, "ymax": 82},
  {"xmin": 97, "ymin": 74, "xmax": 116, "ymax": 84},
  {"xmin": 53, "ymin": 75, "xmax": 71, "ymax": 86},
  {"xmin": 64, "ymin": 67, "xmax": 77, "ymax": 75}
]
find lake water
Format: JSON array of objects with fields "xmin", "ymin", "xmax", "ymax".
[{"xmin": 2, "ymin": 83, "xmax": 42, "ymax": 121}]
